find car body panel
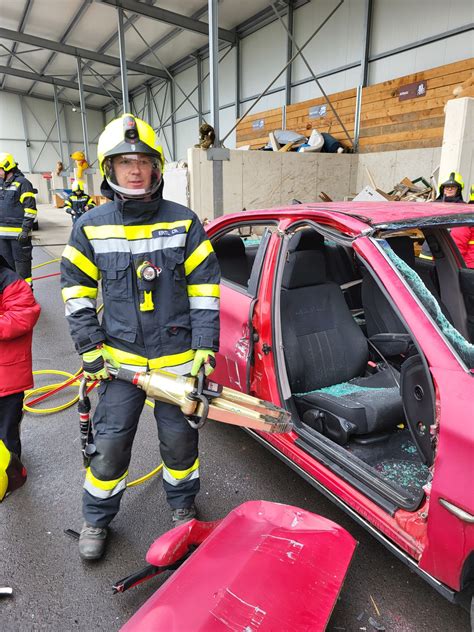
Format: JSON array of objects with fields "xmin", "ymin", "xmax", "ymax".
[{"xmin": 121, "ymin": 501, "xmax": 356, "ymax": 632}]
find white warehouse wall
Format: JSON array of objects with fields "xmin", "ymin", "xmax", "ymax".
[{"xmin": 0, "ymin": 92, "xmax": 104, "ymax": 174}]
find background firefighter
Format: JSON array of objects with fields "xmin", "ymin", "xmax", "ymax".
[
  {"xmin": 63, "ymin": 180, "xmax": 96, "ymax": 224},
  {"xmin": 0, "ymin": 153, "xmax": 38, "ymax": 285},
  {"xmin": 60, "ymin": 114, "xmax": 220, "ymax": 561}
]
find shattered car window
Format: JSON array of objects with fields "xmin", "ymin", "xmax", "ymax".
[{"xmin": 381, "ymin": 240, "xmax": 474, "ymax": 368}]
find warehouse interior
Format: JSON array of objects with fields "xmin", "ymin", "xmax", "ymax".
[{"xmin": 0, "ymin": 0, "xmax": 472, "ymax": 215}]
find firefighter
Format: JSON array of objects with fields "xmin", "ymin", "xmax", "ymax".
[
  {"xmin": 435, "ymin": 171, "xmax": 465, "ymax": 203},
  {"xmin": 0, "ymin": 153, "xmax": 37, "ymax": 284},
  {"xmin": 419, "ymin": 171, "xmax": 466, "ymax": 261},
  {"xmin": 0, "ymin": 254, "xmax": 41, "ymax": 459},
  {"xmin": 63, "ymin": 180, "xmax": 96, "ymax": 224},
  {"xmin": 450, "ymin": 183, "xmax": 474, "ymax": 268},
  {"xmin": 61, "ymin": 114, "xmax": 220, "ymax": 561}
]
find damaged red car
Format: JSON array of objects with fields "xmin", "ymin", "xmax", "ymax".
[{"xmin": 207, "ymin": 202, "xmax": 474, "ymax": 614}]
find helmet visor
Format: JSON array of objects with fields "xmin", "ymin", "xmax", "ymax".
[{"xmin": 104, "ymin": 153, "xmax": 162, "ymax": 199}]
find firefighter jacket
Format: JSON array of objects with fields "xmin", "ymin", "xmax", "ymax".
[
  {"xmin": 451, "ymin": 226, "xmax": 474, "ymax": 269},
  {"xmin": 0, "ymin": 258, "xmax": 41, "ymax": 396},
  {"xmin": 64, "ymin": 193, "xmax": 96, "ymax": 218},
  {"xmin": 0, "ymin": 169, "xmax": 37, "ymax": 239},
  {"xmin": 60, "ymin": 191, "xmax": 220, "ymax": 375}
]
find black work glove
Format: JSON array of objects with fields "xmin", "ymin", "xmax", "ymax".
[{"xmin": 17, "ymin": 230, "xmax": 30, "ymax": 245}]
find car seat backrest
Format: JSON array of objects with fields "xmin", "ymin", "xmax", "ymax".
[
  {"xmin": 281, "ymin": 248, "xmax": 369, "ymax": 394},
  {"xmin": 213, "ymin": 234, "xmax": 250, "ymax": 286}
]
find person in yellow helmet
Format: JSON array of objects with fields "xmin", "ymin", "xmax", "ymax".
[
  {"xmin": 63, "ymin": 180, "xmax": 96, "ymax": 224},
  {"xmin": 61, "ymin": 114, "xmax": 220, "ymax": 560},
  {"xmin": 419, "ymin": 171, "xmax": 466, "ymax": 261},
  {"xmin": 0, "ymin": 152, "xmax": 37, "ymax": 285},
  {"xmin": 435, "ymin": 171, "xmax": 465, "ymax": 203}
]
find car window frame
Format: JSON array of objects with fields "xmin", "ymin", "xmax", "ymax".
[{"xmin": 210, "ymin": 220, "xmax": 278, "ymax": 299}]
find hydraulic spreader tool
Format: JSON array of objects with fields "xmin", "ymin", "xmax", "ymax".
[{"xmin": 78, "ymin": 365, "xmax": 292, "ymax": 465}]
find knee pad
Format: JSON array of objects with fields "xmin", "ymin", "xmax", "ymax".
[{"xmin": 91, "ymin": 436, "xmax": 132, "ymax": 480}]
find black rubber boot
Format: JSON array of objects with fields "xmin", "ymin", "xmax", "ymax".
[
  {"xmin": 171, "ymin": 504, "xmax": 196, "ymax": 527},
  {"xmin": 78, "ymin": 523, "xmax": 108, "ymax": 560}
]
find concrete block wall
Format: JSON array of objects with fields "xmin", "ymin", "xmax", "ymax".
[{"xmin": 188, "ymin": 147, "xmax": 358, "ymax": 219}]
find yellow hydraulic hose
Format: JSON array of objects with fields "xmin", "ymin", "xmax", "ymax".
[{"xmin": 32, "ymin": 258, "xmax": 61, "ymax": 270}]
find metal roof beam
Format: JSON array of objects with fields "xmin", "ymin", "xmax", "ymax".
[
  {"xmin": 0, "ymin": 86, "xmax": 103, "ymax": 110},
  {"xmin": 0, "ymin": 0, "xmax": 34, "ymax": 89},
  {"xmin": 0, "ymin": 27, "xmax": 167, "ymax": 79},
  {"xmin": 97, "ymin": 0, "xmax": 237, "ymax": 44},
  {"xmin": 27, "ymin": 0, "xmax": 93, "ymax": 95},
  {"xmin": 0, "ymin": 64, "xmax": 123, "ymax": 98}
]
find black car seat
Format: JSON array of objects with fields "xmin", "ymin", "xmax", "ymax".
[
  {"xmin": 362, "ymin": 236, "xmax": 451, "ymax": 338},
  {"xmin": 213, "ymin": 234, "xmax": 251, "ymax": 287},
  {"xmin": 281, "ymin": 245, "xmax": 403, "ymax": 444}
]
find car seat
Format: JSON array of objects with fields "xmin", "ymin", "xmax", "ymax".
[
  {"xmin": 281, "ymin": 245, "xmax": 403, "ymax": 444},
  {"xmin": 213, "ymin": 234, "xmax": 251, "ymax": 287}
]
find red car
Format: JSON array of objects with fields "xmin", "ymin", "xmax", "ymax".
[{"xmin": 206, "ymin": 202, "xmax": 474, "ymax": 615}]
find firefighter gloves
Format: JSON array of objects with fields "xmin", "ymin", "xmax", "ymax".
[
  {"xmin": 191, "ymin": 350, "xmax": 216, "ymax": 377},
  {"xmin": 82, "ymin": 346, "xmax": 113, "ymax": 381},
  {"xmin": 17, "ymin": 230, "xmax": 30, "ymax": 245}
]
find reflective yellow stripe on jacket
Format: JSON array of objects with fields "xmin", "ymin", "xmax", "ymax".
[
  {"xmin": 62, "ymin": 245, "xmax": 100, "ymax": 281},
  {"xmin": 187, "ymin": 283, "xmax": 220, "ymax": 310},
  {"xmin": 185, "ymin": 240, "xmax": 214, "ymax": 276}
]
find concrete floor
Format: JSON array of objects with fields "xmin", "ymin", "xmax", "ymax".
[{"xmin": 0, "ymin": 204, "xmax": 469, "ymax": 631}]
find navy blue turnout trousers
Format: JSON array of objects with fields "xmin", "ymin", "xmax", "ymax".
[{"xmin": 83, "ymin": 379, "xmax": 199, "ymax": 528}]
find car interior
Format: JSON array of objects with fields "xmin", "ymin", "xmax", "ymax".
[{"xmin": 212, "ymin": 221, "xmax": 474, "ymax": 512}]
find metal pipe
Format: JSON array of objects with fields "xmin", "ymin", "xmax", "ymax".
[
  {"xmin": 270, "ymin": 0, "xmax": 353, "ymax": 147},
  {"xmin": 170, "ymin": 82, "xmax": 176, "ymax": 161},
  {"xmin": 353, "ymin": 84, "xmax": 362, "ymax": 153},
  {"xmin": 285, "ymin": 0, "xmax": 294, "ymax": 106},
  {"xmin": 19, "ymin": 97, "xmax": 32, "ymax": 173},
  {"xmin": 53, "ymin": 85, "xmax": 64, "ymax": 164},
  {"xmin": 197, "ymin": 55, "xmax": 203, "ymax": 125},
  {"xmin": 117, "ymin": 7, "xmax": 130, "ymax": 113},
  {"xmin": 235, "ymin": 38, "xmax": 240, "ymax": 120},
  {"xmin": 208, "ymin": 0, "xmax": 220, "ymax": 145},
  {"xmin": 222, "ymin": 0, "xmax": 344, "ymax": 144},
  {"xmin": 76, "ymin": 57, "xmax": 90, "ymax": 162},
  {"xmin": 361, "ymin": 0, "xmax": 373, "ymax": 87}
]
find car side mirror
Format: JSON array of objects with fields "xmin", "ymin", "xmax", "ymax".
[{"xmin": 369, "ymin": 333, "xmax": 412, "ymax": 357}]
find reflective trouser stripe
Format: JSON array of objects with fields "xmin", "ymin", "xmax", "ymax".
[
  {"xmin": 24, "ymin": 210, "xmax": 37, "ymax": 218},
  {"xmin": 185, "ymin": 240, "xmax": 214, "ymax": 276},
  {"xmin": 83, "ymin": 468, "xmax": 128, "ymax": 499},
  {"xmin": 65, "ymin": 297, "xmax": 96, "ymax": 315},
  {"xmin": 62, "ymin": 245, "xmax": 100, "ymax": 281},
  {"xmin": 162, "ymin": 459, "xmax": 199, "ymax": 487},
  {"xmin": 418, "ymin": 253, "xmax": 433, "ymax": 260}
]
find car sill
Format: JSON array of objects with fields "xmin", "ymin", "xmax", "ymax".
[{"xmin": 244, "ymin": 427, "xmax": 457, "ymax": 603}]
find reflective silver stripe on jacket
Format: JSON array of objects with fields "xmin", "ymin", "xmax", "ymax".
[
  {"xmin": 89, "ymin": 233, "xmax": 187, "ymax": 255},
  {"xmin": 161, "ymin": 359, "xmax": 194, "ymax": 376},
  {"xmin": 65, "ymin": 297, "xmax": 96, "ymax": 316},
  {"xmin": 189, "ymin": 297, "xmax": 220, "ymax": 310}
]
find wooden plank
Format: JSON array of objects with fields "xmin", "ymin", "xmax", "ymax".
[
  {"xmin": 359, "ymin": 115, "xmax": 445, "ymax": 139},
  {"xmin": 359, "ymin": 137, "xmax": 442, "ymax": 153},
  {"xmin": 358, "ymin": 126, "xmax": 444, "ymax": 146}
]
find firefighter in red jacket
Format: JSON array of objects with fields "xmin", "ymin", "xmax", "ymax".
[{"xmin": 0, "ymin": 255, "xmax": 41, "ymax": 457}]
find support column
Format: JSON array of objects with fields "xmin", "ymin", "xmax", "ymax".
[
  {"xmin": 439, "ymin": 98, "xmax": 474, "ymax": 195},
  {"xmin": 117, "ymin": 7, "xmax": 130, "ymax": 113},
  {"xmin": 285, "ymin": 0, "xmax": 294, "ymax": 106},
  {"xmin": 235, "ymin": 38, "xmax": 240, "ymax": 120},
  {"xmin": 197, "ymin": 55, "xmax": 203, "ymax": 125},
  {"xmin": 76, "ymin": 57, "xmax": 90, "ymax": 164},
  {"xmin": 208, "ymin": 0, "xmax": 220, "ymax": 144},
  {"xmin": 146, "ymin": 84, "xmax": 153, "ymax": 124},
  {"xmin": 170, "ymin": 81, "xmax": 176, "ymax": 161}
]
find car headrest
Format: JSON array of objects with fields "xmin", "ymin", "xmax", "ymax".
[
  {"xmin": 387, "ymin": 237, "xmax": 416, "ymax": 268},
  {"xmin": 289, "ymin": 229, "xmax": 325, "ymax": 252},
  {"xmin": 282, "ymin": 249, "xmax": 326, "ymax": 289},
  {"xmin": 213, "ymin": 234, "xmax": 245, "ymax": 258}
]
